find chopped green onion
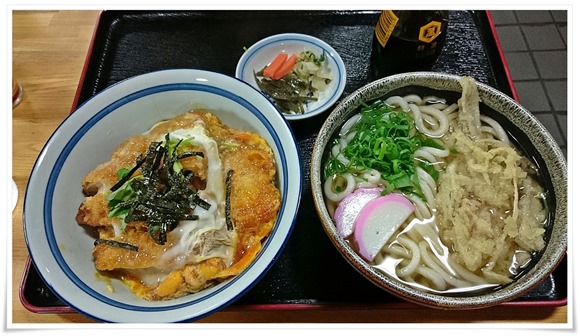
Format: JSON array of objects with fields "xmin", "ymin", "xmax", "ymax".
[{"xmin": 324, "ymin": 99, "xmax": 441, "ymax": 198}]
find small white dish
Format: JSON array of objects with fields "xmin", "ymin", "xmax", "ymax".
[{"xmin": 236, "ymin": 33, "xmax": 347, "ymax": 121}]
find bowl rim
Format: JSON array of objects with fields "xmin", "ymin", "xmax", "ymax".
[
  {"xmin": 235, "ymin": 32, "xmax": 347, "ymax": 121},
  {"xmin": 23, "ymin": 68, "xmax": 303, "ymax": 322},
  {"xmin": 310, "ymin": 71, "xmax": 567, "ymax": 309}
]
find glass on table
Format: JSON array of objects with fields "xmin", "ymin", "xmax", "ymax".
[
  {"xmin": 13, "ymin": 179, "xmax": 18, "ymax": 211},
  {"xmin": 12, "ymin": 77, "xmax": 24, "ymax": 108},
  {"xmin": 12, "ymin": 77, "xmax": 23, "ymax": 209}
]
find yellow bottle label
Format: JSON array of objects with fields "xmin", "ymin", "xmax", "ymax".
[
  {"xmin": 418, "ymin": 20, "xmax": 442, "ymax": 43},
  {"xmin": 375, "ymin": 10, "xmax": 399, "ymax": 48}
]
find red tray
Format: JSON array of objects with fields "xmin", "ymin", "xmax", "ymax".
[{"xmin": 20, "ymin": 9, "xmax": 567, "ymax": 314}]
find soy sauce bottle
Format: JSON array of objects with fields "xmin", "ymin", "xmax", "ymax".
[{"xmin": 371, "ymin": 10, "xmax": 449, "ymax": 77}]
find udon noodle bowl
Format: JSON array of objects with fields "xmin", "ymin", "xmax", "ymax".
[{"xmin": 322, "ymin": 76, "xmax": 548, "ymax": 295}]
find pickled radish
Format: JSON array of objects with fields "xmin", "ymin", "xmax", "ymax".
[
  {"xmin": 353, "ymin": 193, "xmax": 415, "ymax": 262},
  {"xmin": 263, "ymin": 53, "xmax": 288, "ymax": 78},
  {"xmin": 333, "ymin": 187, "xmax": 382, "ymax": 238},
  {"xmin": 272, "ymin": 53, "xmax": 297, "ymax": 80}
]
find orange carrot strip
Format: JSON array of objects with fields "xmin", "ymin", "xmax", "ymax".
[
  {"xmin": 272, "ymin": 53, "xmax": 297, "ymax": 80},
  {"xmin": 263, "ymin": 53, "xmax": 288, "ymax": 78}
]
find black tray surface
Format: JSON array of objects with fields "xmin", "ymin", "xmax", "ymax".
[{"xmin": 21, "ymin": 9, "xmax": 567, "ymax": 312}]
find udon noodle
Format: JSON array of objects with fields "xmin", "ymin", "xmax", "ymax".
[{"xmin": 323, "ymin": 77, "xmax": 547, "ymax": 294}]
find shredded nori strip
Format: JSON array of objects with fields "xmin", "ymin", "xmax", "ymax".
[
  {"xmin": 94, "ymin": 238, "xmax": 139, "ymax": 252},
  {"xmin": 225, "ymin": 169, "xmax": 234, "ymax": 231},
  {"xmin": 108, "ymin": 134, "xmax": 207, "ymax": 245},
  {"xmin": 109, "ymin": 156, "xmax": 146, "ymax": 192},
  {"xmin": 193, "ymin": 194, "xmax": 211, "ymax": 210},
  {"xmin": 177, "ymin": 151, "xmax": 204, "ymax": 160}
]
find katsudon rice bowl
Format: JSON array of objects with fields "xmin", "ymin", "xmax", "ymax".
[{"xmin": 23, "ymin": 69, "xmax": 302, "ymax": 322}]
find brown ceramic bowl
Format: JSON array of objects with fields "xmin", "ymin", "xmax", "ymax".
[{"xmin": 310, "ymin": 72, "xmax": 567, "ymax": 309}]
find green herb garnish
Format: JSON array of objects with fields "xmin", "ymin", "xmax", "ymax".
[
  {"xmin": 324, "ymin": 99, "xmax": 440, "ymax": 198},
  {"xmin": 105, "ymin": 134, "xmax": 207, "ymax": 245},
  {"xmin": 300, "ymin": 49, "xmax": 326, "ymax": 66}
]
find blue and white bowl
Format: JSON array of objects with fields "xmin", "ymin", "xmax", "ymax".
[
  {"xmin": 236, "ymin": 33, "xmax": 347, "ymax": 121},
  {"xmin": 23, "ymin": 69, "xmax": 302, "ymax": 322}
]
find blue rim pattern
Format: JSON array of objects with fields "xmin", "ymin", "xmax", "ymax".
[
  {"xmin": 42, "ymin": 83, "xmax": 290, "ymax": 312},
  {"xmin": 237, "ymin": 35, "xmax": 345, "ymax": 117}
]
